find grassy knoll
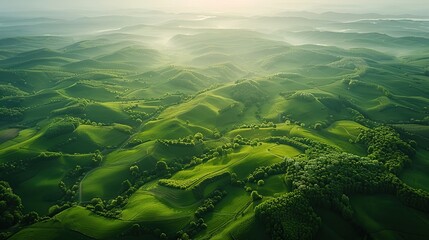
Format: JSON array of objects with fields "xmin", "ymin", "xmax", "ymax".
[
  {"xmin": 10, "ymin": 220, "xmax": 92, "ymax": 240},
  {"xmin": 121, "ymin": 190, "xmax": 193, "ymax": 222},
  {"xmin": 0, "ymin": 128, "xmax": 20, "ymax": 144},
  {"xmin": 54, "ymin": 207, "xmax": 129, "ymax": 239},
  {"xmin": 14, "ymin": 154, "xmax": 93, "ymax": 214}
]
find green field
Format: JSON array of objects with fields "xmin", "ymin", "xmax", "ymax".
[{"xmin": 1, "ymin": 4, "xmax": 429, "ymax": 240}]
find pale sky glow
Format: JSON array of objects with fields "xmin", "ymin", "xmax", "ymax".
[{"xmin": 0, "ymin": 0, "xmax": 428, "ymax": 15}]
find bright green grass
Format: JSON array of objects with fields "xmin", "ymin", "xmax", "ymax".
[
  {"xmin": 0, "ymin": 128, "xmax": 36, "ymax": 149},
  {"xmin": 122, "ymin": 189, "xmax": 193, "ymax": 221},
  {"xmin": 14, "ymin": 154, "xmax": 93, "ymax": 214},
  {"xmin": 151, "ymin": 142, "xmax": 205, "ymax": 161},
  {"xmin": 211, "ymin": 211, "xmax": 269, "ymax": 240},
  {"xmin": 319, "ymin": 120, "xmax": 367, "ymax": 155},
  {"xmin": 9, "ymin": 220, "xmax": 92, "ymax": 240},
  {"xmin": 84, "ymin": 102, "xmax": 135, "ymax": 125},
  {"xmin": 81, "ymin": 142, "xmax": 157, "ymax": 200},
  {"xmin": 168, "ymin": 144, "xmax": 296, "ymax": 188},
  {"xmin": 274, "ymin": 98, "xmax": 330, "ymax": 125},
  {"xmin": 203, "ymin": 185, "xmax": 253, "ymax": 239},
  {"xmin": 324, "ymin": 120, "xmax": 365, "ymax": 140},
  {"xmin": 55, "ymin": 206, "xmax": 129, "ymax": 239},
  {"xmin": 229, "ymin": 120, "xmax": 366, "ymax": 154},
  {"xmin": 75, "ymin": 124, "xmax": 130, "ymax": 147},
  {"xmin": 227, "ymin": 127, "xmax": 285, "ymax": 139},
  {"xmin": 138, "ymin": 118, "xmax": 213, "ymax": 140},
  {"xmin": 351, "ymin": 194, "xmax": 429, "ymax": 240},
  {"xmin": 256, "ymin": 175, "xmax": 290, "ymax": 197},
  {"xmin": 148, "ymin": 88, "xmax": 262, "ymax": 132},
  {"xmin": 148, "ymin": 185, "xmax": 198, "ymax": 207},
  {"xmin": 80, "ymin": 164, "xmax": 130, "ymax": 201},
  {"xmin": 35, "ymin": 124, "xmax": 130, "ymax": 153}
]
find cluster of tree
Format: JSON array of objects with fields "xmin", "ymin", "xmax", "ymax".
[
  {"xmin": 195, "ymin": 190, "xmax": 227, "ymax": 218},
  {"xmin": 247, "ymin": 159, "xmax": 290, "ymax": 183},
  {"xmin": 159, "ymin": 172, "xmax": 230, "ymax": 196},
  {"xmin": 92, "ymin": 150, "xmax": 103, "ymax": 166},
  {"xmin": 0, "ymin": 93, "xmax": 22, "ymax": 107},
  {"xmin": 0, "ymin": 84, "xmax": 27, "ymax": 98},
  {"xmin": 48, "ymin": 199, "xmax": 74, "ymax": 215},
  {"xmin": 157, "ymin": 138, "xmax": 196, "ymax": 147},
  {"xmin": 130, "ymin": 160, "xmax": 183, "ymax": 191},
  {"xmin": 237, "ymin": 121, "xmax": 276, "ymax": 129},
  {"xmin": 157, "ymin": 133, "xmax": 205, "ymax": 148},
  {"xmin": 254, "ymin": 126, "xmax": 427, "ymax": 239},
  {"xmin": 342, "ymin": 79, "xmax": 390, "ymax": 96},
  {"xmin": 0, "ymin": 159, "xmax": 28, "ymax": 181},
  {"xmin": 44, "ymin": 119, "xmax": 80, "ymax": 138},
  {"xmin": 290, "ymin": 91, "xmax": 316, "ymax": 102},
  {"xmin": 356, "ymin": 126, "xmax": 415, "ymax": 173},
  {"xmin": 0, "ymin": 181, "xmax": 43, "ymax": 238},
  {"xmin": 38, "ymin": 151, "xmax": 63, "ymax": 159},
  {"xmin": 346, "ymin": 108, "xmax": 378, "ymax": 128},
  {"xmin": 123, "ymin": 104, "xmax": 150, "ymax": 123},
  {"xmin": 264, "ymin": 136, "xmax": 309, "ymax": 151},
  {"xmin": 0, "ymin": 107, "xmax": 23, "ymax": 122},
  {"xmin": 158, "ymin": 179, "xmax": 187, "ymax": 190},
  {"xmin": 255, "ymin": 191, "xmax": 321, "ymax": 239},
  {"xmin": 0, "ymin": 181, "xmax": 23, "ymax": 229},
  {"xmin": 397, "ymin": 182, "xmax": 429, "ymax": 212},
  {"xmin": 85, "ymin": 196, "xmax": 126, "ymax": 218},
  {"xmin": 125, "ymin": 138, "xmax": 146, "ymax": 148},
  {"xmin": 233, "ymin": 134, "xmax": 259, "ymax": 146},
  {"xmin": 230, "ymin": 172, "xmax": 245, "ymax": 186},
  {"xmin": 181, "ymin": 218, "xmax": 207, "ymax": 238},
  {"xmin": 58, "ymin": 180, "xmax": 79, "ymax": 203}
]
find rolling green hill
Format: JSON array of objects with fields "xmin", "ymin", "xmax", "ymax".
[{"xmin": 1, "ymin": 9, "xmax": 429, "ymax": 240}]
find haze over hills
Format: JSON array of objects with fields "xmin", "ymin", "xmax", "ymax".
[{"xmin": 1, "ymin": 2, "xmax": 429, "ymax": 240}]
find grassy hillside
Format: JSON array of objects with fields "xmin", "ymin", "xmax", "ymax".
[{"xmin": 1, "ymin": 9, "xmax": 429, "ymax": 240}]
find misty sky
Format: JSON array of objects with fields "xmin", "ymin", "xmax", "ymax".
[{"xmin": 0, "ymin": 0, "xmax": 428, "ymax": 15}]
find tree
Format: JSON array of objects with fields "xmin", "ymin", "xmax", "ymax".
[
  {"xmin": 21, "ymin": 211, "xmax": 39, "ymax": 225},
  {"xmin": 314, "ymin": 123, "xmax": 322, "ymax": 130},
  {"xmin": 160, "ymin": 232, "xmax": 167, "ymax": 240},
  {"xmin": 251, "ymin": 191, "xmax": 263, "ymax": 201},
  {"xmin": 156, "ymin": 161, "xmax": 168, "ymax": 172},
  {"xmin": 180, "ymin": 232, "xmax": 190, "ymax": 240},
  {"xmin": 194, "ymin": 132, "xmax": 204, "ymax": 141},
  {"xmin": 129, "ymin": 165, "xmax": 140, "ymax": 177},
  {"xmin": 0, "ymin": 181, "xmax": 23, "ymax": 229},
  {"xmin": 129, "ymin": 223, "xmax": 141, "ymax": 236},
  {"xmin": 257, "ymin": 180, "xmax": 265, "ymax": 186},
  {"xmin": 121, "ymin": 180, "xmax": 132, "ymax": 192}
]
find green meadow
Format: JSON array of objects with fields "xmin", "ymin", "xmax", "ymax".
[{"xmin": 0, "ymin": 6, "xmax": 429, "ymax": 240}]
